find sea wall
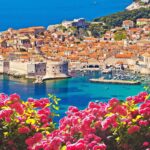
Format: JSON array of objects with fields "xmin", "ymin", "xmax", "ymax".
[{"xmin": 9, "ymin": 61, "xmax": 28, "ymax": 75}]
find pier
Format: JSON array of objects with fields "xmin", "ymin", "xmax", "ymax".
[{"xmin": 89, "ymin": 78, "xmax": 141, "ymax": 85}]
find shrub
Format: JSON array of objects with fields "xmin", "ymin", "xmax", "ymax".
[
  {"xmin": 0, "ymin": 93, "xmax": 59, "ymax": 150},
  {"xmin": 27, "ymin": 92, "xmax": 150, "ymax": 150},
  {"xmin": 0, "ymin": 92, "xmax": 150, "ymax": 150}
]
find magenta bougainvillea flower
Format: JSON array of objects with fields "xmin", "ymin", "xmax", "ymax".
[{"xmin": 0, "ymin": 92, "xmax": 150, "ymax": 150}]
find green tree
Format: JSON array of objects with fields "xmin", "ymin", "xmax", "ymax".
[
  {"xmin": 114, "ymin": 31, "xmax": 127, "ymax": 41},
  {"xmin": 94, "ymin": 8, "xmax": 150, "ymax": 29}
]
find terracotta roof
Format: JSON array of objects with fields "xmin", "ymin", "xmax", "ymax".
[
  {"xmin": 123, "ymin": 20, "xmax": 134, "ymax": 25},
  {"xmin": 68, "ymin": 55, "xmax": 79, "ymax": 60},
  {"xmin": 115, "ymin": 53, "xmax": 133, "ymax": 58},
  {"xmin": 18, "ymin": 26, "xmax": 45, "ymax": 34}
]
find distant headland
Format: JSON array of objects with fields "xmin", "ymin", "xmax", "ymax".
[{"xmin": 126, "ymin": 0, "xmax": 150, "ymax": 10}]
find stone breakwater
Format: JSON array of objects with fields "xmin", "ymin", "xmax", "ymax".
[{"xmin": 90, "ymin": 78, "xmax": 141, "ymax": 85}]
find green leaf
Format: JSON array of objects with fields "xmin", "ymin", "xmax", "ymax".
[
  {"xmin": 53, "ymin": 98, "xmax": 58, "ymax": 105},
  {"xmin": 146, "ymin": 94, "xmax": 150, "ymax": 100},
  {"xmin": 52, "ymin": 105, "xmax": 59, "ymax": 111}
]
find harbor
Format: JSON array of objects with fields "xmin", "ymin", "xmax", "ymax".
[{"xmin": 0, "ymin": 71, "xmax": 144, "ymax": 101}]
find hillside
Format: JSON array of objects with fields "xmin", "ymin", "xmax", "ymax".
[
  {"xmin": 93, "ymin": 7, "xmax": 150, "ymax": 28},
  {"xmin": 126, "ymin": 0, "xmax": 150, "ymax": 10}
]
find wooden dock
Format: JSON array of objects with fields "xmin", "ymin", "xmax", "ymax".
[{"xmin": 89, "ymin": 78, "xmax": 141, "ymax": 85}]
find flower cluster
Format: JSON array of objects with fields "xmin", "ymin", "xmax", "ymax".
[
  {"xmin": 28, "ymin": 92, "xmax": 150, "ymax": 150},
  {"xmin": 0, "ymin": 92, "xmax": 150, "ymax": 150},
  {"xmin": 0, "ymin": 93, "xmax": 56, "ymax": 150}
]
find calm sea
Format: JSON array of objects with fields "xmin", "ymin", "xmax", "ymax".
[{"xmin": 0, "ymin": 0, "xmax": 132, "ymax": 31}]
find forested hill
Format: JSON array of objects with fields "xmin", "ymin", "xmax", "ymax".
[{"xmin": 93, "ymin": 8, "xmax": 150, "ymax": 28}]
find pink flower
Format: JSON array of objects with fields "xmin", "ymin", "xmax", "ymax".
[
  {"xmin": 10, "ymin": 102, "xmax": 24, "ymax": 115},
  {"xmin": 0, "ymin": 93, "xmax": 8, "ymax": 107},
  {"xmin": 25, "ymin": 137, "xmax": 35, "ymax": 146},
  {"xmin": 94, "ymin": 121, "xmax": 101, "ymax": 128},
  {"xmin": 108, "ymin": 98, "xmax": 119, "ymax": 107},
  {"xmin": 27, "ymin": 98, "xmax": 35, "ymax": 103},
  {"xmin": 0, "ymin": 109, "xmax": 13, "ymax": 121},
  {"xmin": 133, "ymin": 92, "xmax": 148, "ymax": 104},
  {"xmin": 139, "ymin": 120, "xmax": 149, "ymax": 126},
  {"xmin": 0, "ymin": 93, "xmax": 8, "ymax": 101},
  {"xmin": 139, "ymin": 100, "xmax": 150, "ymax": 116},
  {"xmin": 68, "ymin": 106, "xmax": 79, "ymax": 113},
  {"xmin": 9, "ymin": 93, "xmax": 20, "ymax": 103},
  {"xmin": 25, "ymin": 133, "xmax": 43, "ymax": 146},
  {"xmin": 39, "ymin": 98, "xmax": 50, "ymax": 107},
  {"xmin": 33, "ymin": 98, "xmax": 50, "ymax": 108},
  {"xmin": 18, "ymin": 126, "xmax": 31, "ymax": 134},
  {"xmin": 76, "ymin": 142, "xmax": 86, "ymax": 150},
  {"xmin": 126, "ymin": 96, "xmax": 133, "ymax": 101},
  {"xmin": 139, "ymin": 92, "xmax": 148, "ymax": 98},
  {"xmin": 34, "ymin": 133, "xmax": 43, "ymax": 143},
  {"xmin": 5, "ymin": 117, "xmax": 11, "ymax": 123},
  {"xmin": 38, "ymin": 108, "xmax": 51, "ymax": 123},
  {"xmin": 101, "ymin": 114, "xmax": 117, "ymax": 130},
  {"xmin": 34, "ymin": 100, "xmax": 41, "ymax": 108},
  {"xmin": 93, "ymin": 144, "xmax": 107, "ymax": 150},
  {"xmin": 38, "ymin": 108, "xmax": 51, "ymax": 116},
  {"xmin": 143, "ymin": 141, "xmax": 149, "ymax": 147},
  {"xmin": 128, "ymin": 125, "xmax": 140, "ymax": 134},
  {"xmin": 67, "ymin": 144, "xmax": 76, "ymax": 150},
  {"xmin": 67, "ymin": 142, "xmax": 86, "ymax": 150},
  {"xmin": 88, "ymin": 102, "xmax": 99, "ymax": 109},
  {"xmin": 131, "ymin": 110, "xmax": 139, "ymax": 118},
  {"xmin": 113, "ymin": 105, "xmax": 127, "ymax": 116}
]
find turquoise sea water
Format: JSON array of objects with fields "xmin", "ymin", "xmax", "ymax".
[
  {"xmin": 0, "ymin": 0, "xmax": 132, "ymax": 30},
  {"xmin": 0, "ymin": 72, "xmax": 143, "ymax": 118}
]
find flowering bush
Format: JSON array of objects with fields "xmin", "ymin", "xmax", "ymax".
[
  {"xmin": 27, "ymin": 92, "xmax": 150, "ymax": 150},
  {"xmin": 0, "ymin": 92, "xmax": 150, "ymax": 150},
  {"xmin": 0, "ymin": 93, "xmax": 60, "ymax": 150}
]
